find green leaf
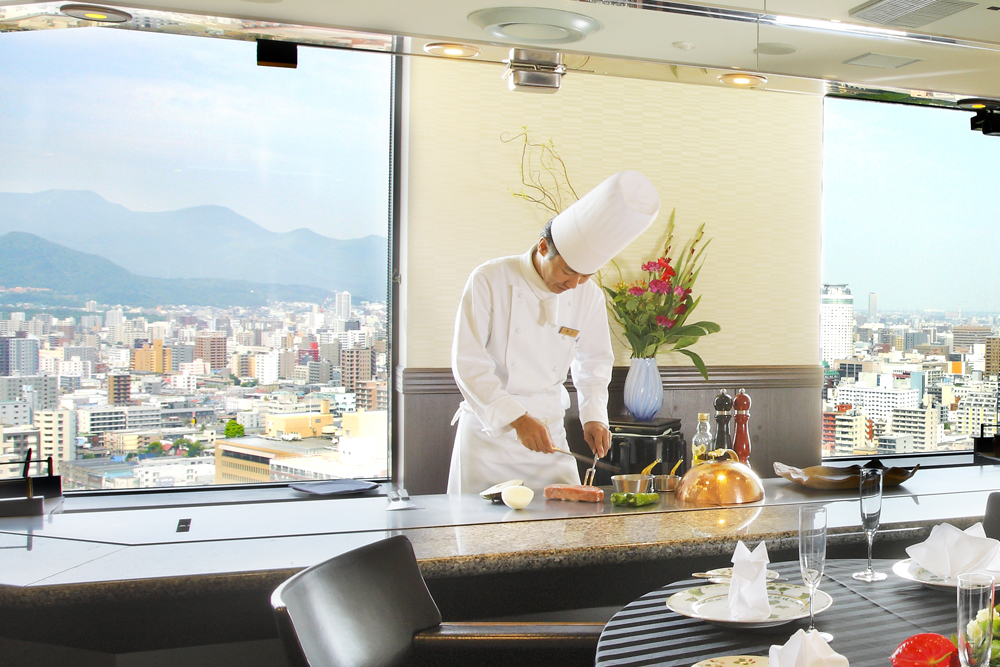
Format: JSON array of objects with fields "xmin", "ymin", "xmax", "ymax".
[
  {"xmin": 672, "ymin": 336, "xmax": 700, "ymax": 350},
  {"xmin": 677, "ymin": 349, "xmax": 710, "ymax": 380},
  {"xmin": 689, "ymin": 321, "xmax": 721, "ymax": 334}
]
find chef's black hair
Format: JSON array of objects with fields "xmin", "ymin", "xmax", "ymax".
[{"xmin": 541, "ymin": 219, "xmax": 559, "ymax": 258}]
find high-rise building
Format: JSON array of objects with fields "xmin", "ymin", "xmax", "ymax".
[
  {"xmin": 987, "ymin": 337, "xmax": 1000, "ymax": 378},
  {"xmin": 834, "ymin": 383, "xmax": 919, "ymax": 422},
  {"xmin": 868, "ymin": 292, "xmax": 877, "ymax": 320},
  {"xmin": 132, "ymin": 339, "xmax": 173, "ymax": 374},
  {"xmin": 340, "ymin": 347, "xmax": 375, "ymax": 392},
  {"xmin": 890, "ymin": 406, "xmax": 940, "ymax": 452},
  {"xmin": 2, "ymin": 337, "xmax": 40, "ymax": 376},
  {"xmin": 85, "ymin": 300, "xmax": 98, "ymax": 312},
  {"xmin": 335, "ymin": 291, "xmax": 352, "ymax": 321},
  {"xmin": 821, "ymin": 284, "xmax": 854, "ymax": 364},
  {"xmin": 195, "ymin": 332, "xmax": 227, "ymax": 371},
  {"xmin": 955, "ymin": 326, "xmax": 994, "ymax": 353},
  {"xmin": 170, "ymin": 342, "xmax": 195, "ymax": 371},
  {"xmin": 107, "ymin": 373, "xmax": 131, "ymax": 406},
  {"xmin": 0, "ymin": 376, "xmax": 57, "ymax": 411},
  {"xmin": 105, "ymin": 308, "xmax": 124, "ymax": 328},
  {"xmin": 35, "ymin": 410, "xmax": 77, "ymax": 475}
]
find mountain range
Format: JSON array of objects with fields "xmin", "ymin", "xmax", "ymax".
[
  {"xmin": 0, "ymin": 190, "xmax": 387, "ymax": 302},
  {"xmin": 0, "ymin": 232, "xmax": 332, "ymax": 309}
]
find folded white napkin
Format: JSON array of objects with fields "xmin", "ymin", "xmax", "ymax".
[
  {"xmin": 906, "ymin": 522, "xmax": 1000, "ymax": 579},
  {"xmin": 769, "ymin": 629, "xmax": 849, "ymax": 667},
  {"xmin": 727, "ymin": 540, "xmax": 771, "ymax": 621}
]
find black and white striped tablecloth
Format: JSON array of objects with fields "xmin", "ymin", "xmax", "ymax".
[{"xmin": 596, "ymin": 559, "xmax": 956, "ymax": 667}]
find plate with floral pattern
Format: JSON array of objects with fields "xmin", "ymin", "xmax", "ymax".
[
  {"xmin": 892, "ymin": 558, "xmax": 955, "ymax": 591},
  {"xmin": 693, "ymin": 656, "xmax": 769, "ymax": 667},
  {"xmin": 666, "ymin": 583, "xmax": 833, "ymax": 629}
]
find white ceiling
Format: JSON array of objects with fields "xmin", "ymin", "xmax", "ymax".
[{"xmin": 4, "ymin": 0, "xmax": 1000, "ymax": 100}]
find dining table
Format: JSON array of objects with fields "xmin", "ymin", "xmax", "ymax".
[{"xmin": 596, "ymin": 558, "xmax": 958, "ymax": 667}]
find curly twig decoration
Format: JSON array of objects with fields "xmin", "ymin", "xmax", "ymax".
[{"xmin": 501, "ymin": 128, "xmax": 579, "ymax": 217}]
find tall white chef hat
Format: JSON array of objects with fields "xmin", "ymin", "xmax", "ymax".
[{"xmin": 550, "ymin": 171, "xmax": 660, "ymax": 275}]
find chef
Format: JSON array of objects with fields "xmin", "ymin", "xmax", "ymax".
[{"xmin": 447, "ymin": 171, "xmax": 660, "ymax": 493}]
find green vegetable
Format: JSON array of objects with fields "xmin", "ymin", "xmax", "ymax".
[{"xmin": 611, "ymin": 492, "xmax": 660, "ymax": 507}]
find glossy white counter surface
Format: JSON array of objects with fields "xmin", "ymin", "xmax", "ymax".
[{"xmin": 0, "ymin": 465, "xmax": 994, "ymax": 592}]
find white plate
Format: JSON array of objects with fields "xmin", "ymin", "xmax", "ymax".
[
  {"xmin": 700, "ymin": 568, "xmax": 781, "ymax": 584},
  {"xmin": 666, "ymin": 582, "xmax": 833, "ymax": 629},
  {"xmin": 693, "ymin": 657, "xmax": 769, "ymax": 667},
  {"xmin": 891, "ymin": 558, "xmax": 955, "ymax": 591}
]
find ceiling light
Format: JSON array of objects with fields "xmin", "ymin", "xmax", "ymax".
[
  {"xmin": 468, "ymin": 7, "xmax": 601, "ymax": 45},
  {"xmin": 755, "ymin": 42, "xmax": 797, "ymax": 56},
  {"xmin": 957, "ymin": 98, "xmax": 1000, "ymax": 111},
  {"xmin": 60, "ymin": 4, "xmax": 132, "ymax": 23},
  {"xmin": 423, "ymin": 42, "xmax": 481, "ymax": 58},
  {"xmin": 718, "ymin": 73, "xmax": 768, "ymax": 87},
  {"xmin": 672, "ymin": 41, "xmax": 695, "ymax": 50}
]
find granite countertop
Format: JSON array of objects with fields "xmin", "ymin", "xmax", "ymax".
[{"xmin": 0, "ymin": 466, "xmax": 995, "ymax": 606}]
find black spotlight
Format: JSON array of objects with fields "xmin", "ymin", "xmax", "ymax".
[
  {"xmin": 257, "ymin": 40, "xmax": 297, "ymax": 69},
  {"xmin": 970, "ymin": 110, "xmax": 1000, "ymax": 136}
]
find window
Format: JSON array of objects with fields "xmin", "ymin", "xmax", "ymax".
[
  {"xmin": 0, "ymin": 25, "xmax": 393, "ymax": 489},
  {"xmin": 822, "ymin": 97, "xmax": 997, "ymax": 459}
]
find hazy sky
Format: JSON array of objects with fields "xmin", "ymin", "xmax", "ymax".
[
  {"xmin": 823, "ymin": 97, "xmax": 1000, "ymax": 314},
  {"xmin": 0, "ymin": 26, "xmax": 391, "ymax": 239}
]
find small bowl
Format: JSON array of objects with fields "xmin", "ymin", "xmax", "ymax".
[
  {"xmin": 611, "ymin": 474, "xmax": 653, "ymax": 493},
  {"xmin": 653, "ymin": 474, "xmax": 680, "ymax": 492}
]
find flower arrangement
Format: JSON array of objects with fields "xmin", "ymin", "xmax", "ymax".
[
  {"xmin": 601, "ymin": 210, "xmax": 720, "ymax": 379},
  {"xmin": 965, "ymin": 604, "xmax": 1000, "ymax": 667},
  {"xmin": 504, "ymin": 129, "xmax": 720, "ymax": 379}
]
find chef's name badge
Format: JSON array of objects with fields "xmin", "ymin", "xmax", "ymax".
[{"xmin": 558, "ymin": 326, "xmax": 580, "ymax": 338}]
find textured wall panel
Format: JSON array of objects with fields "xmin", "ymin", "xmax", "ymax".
[{"xmin": 402, "ymin": 58, "xmax": 822, "ymax": 369}]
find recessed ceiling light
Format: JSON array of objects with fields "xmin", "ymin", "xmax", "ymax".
[
  {"xmin": 672, "ymin": 41, "xmax": 696, "ymax": 50},
  {"xmin": 718, "ymin": 73, "xmax": 768, "ymax": 87},
  {"xmin": 468, "ymin": 7, "xmax": 601, "ymax": 45},
  {"xmin": 423, "ymin": 42, "xmax": 482, "ymax": 58},
  {"xmin": 755, "ymin": 42, "xmax": 797, "ymax": 56},
  {"xmin": 60, "ymin": 3, "xmax": 132, "ymax": 22},
  {"xmin": 831, "ymin": 18, "xmax": 842, "ymax": 22}
]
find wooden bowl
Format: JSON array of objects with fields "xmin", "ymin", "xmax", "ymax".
[{"xmin": 773, "ymin": 461, "xmax": 919, "ymax": 490}]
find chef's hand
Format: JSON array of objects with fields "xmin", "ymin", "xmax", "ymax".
[
  {"xmin": 510, "ymin": 413, "xmax": 556, "ymax": 453},
  {"xmin": 583, "ymin": 421, "xmax": 611, "ymax": 458}
]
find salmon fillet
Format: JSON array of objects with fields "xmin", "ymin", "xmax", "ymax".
[{"xmin": 543, "ymin": 484, "xmax": 604, "ymax": 503}]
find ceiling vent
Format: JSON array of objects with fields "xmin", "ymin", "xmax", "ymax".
[
  {"xmin": 844, "ymin": 52, "xmax": 923, "ymax": 68},
  {"xmin": 849, "ymin": 0, "xmax": 977, "ymax": 28}
]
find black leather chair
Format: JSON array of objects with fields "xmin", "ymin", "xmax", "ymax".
[
  {"xmin": 983, "ymin": 491, "xmax": 1000, "ymax": 540},
  {"xmin": 271, "ymin": 534, "xmax": 603, "ymax": 667}
]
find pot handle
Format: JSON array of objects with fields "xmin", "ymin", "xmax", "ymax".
[{"xmin": 705, "ymin": 448, "xmax": 740, "ymax": 463}]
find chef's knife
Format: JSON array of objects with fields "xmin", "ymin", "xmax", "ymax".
[{"xmin": 554, "ymin": 449, "xmax": 621, "ymax": 474}]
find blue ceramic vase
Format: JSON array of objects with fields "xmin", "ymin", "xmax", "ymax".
[{"xmin": 623, "ymin": 357, "xmax": 663, "ymax": 422}]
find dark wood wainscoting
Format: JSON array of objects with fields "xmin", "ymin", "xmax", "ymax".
[{"xmin": 395, "ymin": 365, "xmax": 823, "ymax": 495}]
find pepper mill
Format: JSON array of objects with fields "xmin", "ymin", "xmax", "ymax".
[
  {"xmin": 732, "ymin": 388, "xmax": 752, "ymax": 466},
  {"xmin": 713, "ymin": 389, "xmax": 733, "ymax": 452}
]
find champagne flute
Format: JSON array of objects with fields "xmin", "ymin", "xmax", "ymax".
[
  {"xmin": 853, "ymin": 468, "xmax": 887, "ymax": 582},
  {"xmin": 957, "ymin": 573, "xmax": 994, "ymax": 667},
  {"xmin": 799, "ymin": 505, "xmax": 832, "ymax": 641}
]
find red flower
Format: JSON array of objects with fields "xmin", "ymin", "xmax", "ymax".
[
  {"xmin": 673, "ymin": 286, "xmax": 686, "ymax": 297},
  {"xmin": 660, "ymin": 265, "xmax": 676, "ymax": 280},
  {"xmin": 649, "ymin": 279, "xmax": 669, "ymax": 294},
  {"xmin": 674, "ymin": 303, "xmax": 688, "ymax": 315},
  {"xmin": 657, "ymin": 257, "xmax": 671, "ymax": 268},
  {"xmin": 890, "ymin": 634, "xmax": 959, "ymax": 667},
  {"xmin": 641, "ymin": 261, "xmax": 660, "ymax": 273},
  {"xmin": 656, "ymin": 315, "xmax": 670, "ymax": 327},
  {"xmin": 628, "ymin": 284, "xmax": 647, "ymax": 296}
]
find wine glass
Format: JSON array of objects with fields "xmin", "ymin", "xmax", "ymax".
[
  {"xmin": 853, "ymin": 468, "xmax": 887, "ymax": 582},
  {"xmin": 957, "ymin": 573, "xmax": 994, "ymax": 667},
  {"xmin": 799, "ymin": 505, "xmax": 832, "ymax": 641}
]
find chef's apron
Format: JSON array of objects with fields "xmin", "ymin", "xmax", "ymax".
[{"xmin": 447, "ymin": 406, "xmax": 581, "ymax": 494}]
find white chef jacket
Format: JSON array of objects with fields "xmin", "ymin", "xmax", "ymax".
[{"xmin": 447, "ymin": 246, "xmax": 614, "ymax": 494}]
